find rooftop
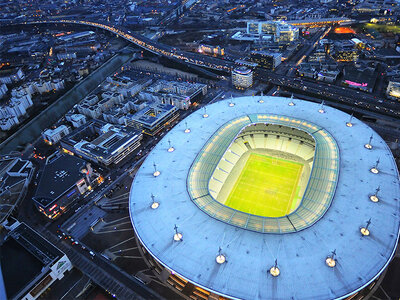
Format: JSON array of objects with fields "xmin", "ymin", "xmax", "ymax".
[
  {"xmin": 129, "ymin": 103, "xmax": 176, "ymax": 127},
  {"xmin": 233, "ymin": 66, "xmax": 252, "ymax": 75},
  {"xmin": 33, "ymin": 154, "xmax": 86, "ymax": 207},
  {"xmin": 61, "ymin": 119, "xmax": 141, "ymax": 161},
  {"xmin": 1, "ymin": 222, "xmax": 63, "ymax": 299}
]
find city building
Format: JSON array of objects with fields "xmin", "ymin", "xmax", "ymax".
[
  {"xmin": 130, "ymin": 96, "xmax": 400, "ymax": 300},
  {"xmin": 0, "ymin": 116, "xmax": 19, "ymax": 131},
  {"xmin": 42, "ymin": 125, "xmax": 70, "ymax": 145},
  {"xmin": 33, "ymin": 153, "xmax": 102, "ymax": 219},
  {"xmin": 198, "ymin": 44, "xmax": 225, "ymax": 56},
  {"xmin": 66, "ymin": 114, "xmax": 87, "ymax": 128},
  {"xmin": 61, "ymin": 120, "xmax": 142, "ymax": 166},
  {"xmin": 317, "ymin": 70, "xmax": 339, "ymax": 83},
  {"xmin": 242, "ymin": 20, "xmax": 299, "ymax": 43},
  {"xmin": 308, "ymin": 48, "xmax": 327, "ymax": 63},
  {"xmin": 0, "ymin": 89, "xmax": 34, "ymax": 131},
  {"xmin": 56, "ymin": 52, "xmax": 77, "ymax": 60},
  {"xmin": 0, "ymin": 221, "xmax": 72, "ymax": 300},
  {"xmin": 105, "ymin": 76, "xmax": 153, "ymax": 98},
  {"xmin": 0, "ymin": 66, "xmax": 24, "ymax": 84},
  {"xmin": 0, "ymin": 83, "xmax": 7, "ymax": 99},
  {"xmin": 0, "ymin": 158, "xmax": 34, "ymax": 223},
  {"xmin": 140, "ymin": 80, "xmax": 207, "ymax": 110},
  {"xmin": 250, "ymin": 51, "xmax": 282, "ymax": 70},
  {"xmin": 334, "ymin": 41, "xmax": 359, "ymax": 62},
  {"xmin": 342, "ymin": 65, "xmax": 378, "ymax": 92},
  {"xmin": 386, "ymin": 77, "xmax": 400, "ymax": 100},
  {"xmin": 125, "ymin": 103, "xmax": 179, "ymax": 136},
  {"xmin": 77, "ymin": 78, "xmax": 152, "ymax": 120},
  {"xmin": 352, "ymin": 0, "xmax": 397, "ymax": 14},
  {"xmin": 232, "ymin": 66, "xmax": 253, "ymax": 89}
]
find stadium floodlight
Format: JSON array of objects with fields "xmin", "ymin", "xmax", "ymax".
[
  {"xmin": 269, "ymin": 259, "xmax": 280, "ymax": 277},
  {"xmin": 325, "ymin": 250, "xmax": 337, "ymax": 268},
  {"xmin": 364, "ymin": 135, "xmax": 373, "ymax": 149},
  {"xmin": 370, "ymin": 186, "xmax": 380, "ymax": 202},
  {"xmin": 360, "ymin": 218, "xmax": 371, "ymax": 236},
  {"xmin": 173, "ymin": 224, "xmax": 183, "ymax": 241},
  {"xmin": 203, "ymin": 107, "xmax": 209, "ymax": 118},
  {"xmin": 318, "ymin": 101, "xmax": 325, "ymax": 114},
  {"xmin": 259, "ymin": 91, "xmax": 264, "ymax": 103},
  {"xmin": 216, "ymin": 247, "xmax": 226, "ymax": 264},
  {"xmin": 370, "ymin": 158, "xmax": 380, "ymax": 174},
  {"xmin": 229, "ymin": 95, "xmax": 235, "ymax": 107},
  {"xmin": 167, "ymin": 139, "xmax": 175, "ymax": 152},
  {"xmin": 288, "ymin": 94, "xmax": 295, "ymax": 106},
  {"xmin": 184, "ymin": 121, "xmax": 191, "ymax": 133},
  {"xmin": 150, "ymin": 193, "xmax": 159, "ymax": 209},
  {"xmin": 346, "ymin": 113, "xmax": 353, "ymax": 127},
  {"xmin": 153, "ymin": 162, "xmax": 160, "ymax": 177}
]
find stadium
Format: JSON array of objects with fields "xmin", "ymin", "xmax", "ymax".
[{"xmin": 129, "ymin": 96, "xmax": 400, "ymax": 300}]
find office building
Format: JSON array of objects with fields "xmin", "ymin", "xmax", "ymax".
[
  {"xmin": 33, "ymin": 153, "xmax": 102, "ymax": 219},
  {"xmin": 232, "ymin": 67, "xmax": 253, "ymax": 89},
  {"xmin": 386, "ymin": 78, "xmax": 400, "ymax": 100},
  {"xmin": 245, "ymin": 21, "xmax": 299, "ymax": 43},
  {"xmin": 61, "ymin": 120, "xmax": 142, "ymax": 166},
  {"xmin": 42, "ymin": 125, "xmax": 70, "ymax": 145},
  {"xmin": 198, "ymin": 44, "xmax": 225, "ymax": 56},
  {"xmin": 250, "ymin": 51, "xmax": 282, "ymax": 70},
  {"xmin": 66, "ymin": 114, "xmax": 87, "ymax": 128},
  {"xmin": 125, "ymin": 103, "xmax": 179, "ymax": 136}
]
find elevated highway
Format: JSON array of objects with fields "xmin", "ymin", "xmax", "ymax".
[{"xmin": 27, "ymin": 19, "xmax": 234, "ymax": 74}]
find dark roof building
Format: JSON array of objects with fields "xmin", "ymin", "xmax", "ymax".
[
  {"xmin": 342, "ymin": 65, "xmax": 378, "ymax": 92},
  {"xmin": 33, "ymin": 153, "xmax": 97, "ymax": 219},
  {"xmin": 0, "ymin": 222, "xmax": 72, "ymax": 300},
  {"xmin": 0, "ymin": 158, "xmax": 34, "ymax": 223}
]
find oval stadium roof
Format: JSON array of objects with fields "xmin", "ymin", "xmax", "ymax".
[{"xmin": 129, "ymin": 96, "xmax": 400, "ymax": 300}]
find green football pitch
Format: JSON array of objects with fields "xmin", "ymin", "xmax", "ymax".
[{"xmin": 224, "ymin": 153, "xmax": 304, "ymax": 217}]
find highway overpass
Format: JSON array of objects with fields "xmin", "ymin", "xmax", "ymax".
[{"xmin": 26, "ymin": 19, "xmax": 234, "ymax": 74}]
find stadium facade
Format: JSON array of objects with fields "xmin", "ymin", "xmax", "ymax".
[{"xmin": 129, "ymin": 96, "xmax": 400, "ymax": 300}]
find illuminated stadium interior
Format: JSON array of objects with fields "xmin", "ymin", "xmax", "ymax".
[
  {"xmin": 187, "ymin": 114, "xmax": 339, "ymax": 233},
  {"xmin": 211, "ymin": 123, "xmax": 315, "ymax": 218}
]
